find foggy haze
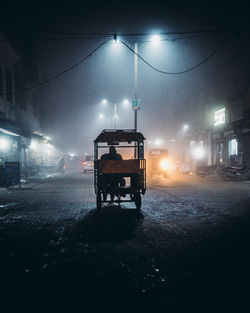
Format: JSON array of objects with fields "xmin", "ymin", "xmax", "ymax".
[
  {"xmin": 1, "ymin": 1, "xmax": 250, "ymax": 304},
  {"xmin": 1, "ymin": 1, "xmax": 249, "ymax": 156}
]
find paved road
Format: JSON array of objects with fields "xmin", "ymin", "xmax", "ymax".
[{"xmin": 0, "ymin": 171, "xmax": 250, "ymax": 307}]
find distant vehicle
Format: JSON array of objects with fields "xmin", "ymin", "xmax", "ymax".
[
  {"xmin": 148, "ymin": 149, "xmax": 172, "ymax": 178},
  {"xmin": 82, "ymin": 154, "xmax": 94, "ymax": 173}
]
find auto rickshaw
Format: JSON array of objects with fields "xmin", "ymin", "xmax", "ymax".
[
  {"xmin": 94, "ymin": 129, "xmax": 146, "ymax": 210},
  {"xmin": 148, "ymin": 148, "xmax": 169, "ymax": 178}
]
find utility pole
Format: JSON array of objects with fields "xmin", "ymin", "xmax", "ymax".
[
  {"xmin": 114, "ymin": 102, "xmax": 117, "ymax": 129},
  {"xmin": 134, "ymin": 42, "xmax": 138, "ymax": 158},
  {"xmin": 134, "ymin": 42, "xmax": 138, "ymax": 132}
]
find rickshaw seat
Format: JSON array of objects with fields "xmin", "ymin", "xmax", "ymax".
[{"xmin": 99, "ymin": 159, "xmax": 140, "ymax": 174}]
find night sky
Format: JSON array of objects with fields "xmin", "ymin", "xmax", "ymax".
[{"xmin": 1, "ymin": 1, "xmax": 249, "ymax": 155}]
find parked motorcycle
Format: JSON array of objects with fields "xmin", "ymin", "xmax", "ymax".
[{"xmin": 216, "ymin": 164, "xmax": 250, "ymax": 181}]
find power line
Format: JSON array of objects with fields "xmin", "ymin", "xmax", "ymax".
[
  {"xmin": 0, "ymin": 34, "xmax": 111, "ymax": 42},
  {"xmin": 0, "ymin": 33, "xmax": 240, "ymax": 97},
  {"xmin": 0, "ymin": 38, "xmax": 111, "ymax": 96},
  {"xmin": 118, "ymin": 28, "xmax": 249, "ymax": 37},
  {"xmin": 0, "ymin": 33, "xmax": 219, "ymax": 44},
  {"xmin": 140, "ymin": 33, "xmax": 226, "ymax": 43},
  {"xmin": 119, "ymin": 35, "xmax": 232, "ymax": 75},
  {"xmin": 0, "ymin": 37, "xmax": 108, "ymax": 42},
  {"xmin": 0, "ymin": 27, "xmax": 248, "ymax": 42},
  {"xmin": 17, "ymin": 27, "xmax": 250, "ymax": 36}
]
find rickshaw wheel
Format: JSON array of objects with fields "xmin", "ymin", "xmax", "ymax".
[
  {"xmin": 135, "ymin": 192, "xmax": 141, "ymax": 210},
  {"xmin": 96, "ymin": 193, "xmax": 101, "ymax": 210}
]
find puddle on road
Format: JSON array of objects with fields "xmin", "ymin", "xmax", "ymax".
[
  {"xmin": 7, "ymin": 187, "xmax": 33, "ymax": 191},
  {"xmin": 0, "ymin": 203, "xmax": 19, "ymax": 209}
]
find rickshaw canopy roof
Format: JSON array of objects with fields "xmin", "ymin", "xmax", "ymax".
[{"xmin": 94, "ymin": 129, "xmax": 145, "ymax": 143}]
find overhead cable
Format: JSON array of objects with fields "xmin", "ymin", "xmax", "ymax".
[
  {"xmin": 0, "ymin": 27, "xmax": 248, "ymax": 42},
  {"xmin": 119, "ymin": 35, "xmax": 232, "ymax": 74},
  {"xmin": 15, "ymin": 27, "xmax": 250, "ymax": 36},
  {"xmin": 0, "ymin": 38, "xmax": 111, "ymax": 95},
  {"xmin": 0, "ymin": 34, "xmax": 237, "ymax": 96}
]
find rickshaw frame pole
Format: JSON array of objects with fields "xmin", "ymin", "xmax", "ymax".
[{"xmin": 134, "ymin": 42, "xmax": 138, "ymax": 158}]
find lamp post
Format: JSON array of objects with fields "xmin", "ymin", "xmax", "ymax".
[
  {"xmin": 134, "ymin": 42, "xmax": 138, "ymax": 132},
  {"xmin": 133, "ymin": 36, "xmax": 161, "ymax": 132},
  {"xmin": 100, "ymin": 99, "xmax": 130, "ymax": 129},
  {"xmin": 111, "ymin": 35, "xmax": 162, "ymax": 131},
  {"xmin": 114, "ymin": 102, "xmax": 117, "ymax": 129}
]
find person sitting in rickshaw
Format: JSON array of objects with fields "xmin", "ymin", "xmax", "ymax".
[
  {"xmin": 101, "ymin": 146, "xmax": 122, "ymax": 160},
  {"xmin": 101, "ymin": 146, "xmax": 126, "ymax": 201}
]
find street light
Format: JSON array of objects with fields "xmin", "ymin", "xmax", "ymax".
[
  {"xmin": 155, "ymin": 139, "xmax": 164, "ymax": 146},
  {"xmin": 133, "ymin": 35, "xmax": 161, "ymax": 132},
  {"xmin": 123, "ymin": 99, "xmax": 129, "ymax": 108},
  {"xmin": 150, "ymin": 35, "xmax": 161, "ymax": 43},
  {"xmin": 99, "ymin": 99, "xmax": 129, "ymax": 129},
  {"xmin": 0, "ymin": 137, "xmax": 10, "ymax": 151},
  {"xmin": 30, "ymin": 139, "xmax": 38, "ymax": 150},
  {"xmin": 192, "ymin": 147, "xmax": 205, "ymax": 160}
]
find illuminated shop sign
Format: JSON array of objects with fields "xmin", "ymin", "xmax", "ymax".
[{"xmin": 214, "ymin": 108, "xmax": 225, "ymax": 126}]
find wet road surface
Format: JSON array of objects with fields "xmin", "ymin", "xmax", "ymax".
[{"xmin": 0, "ymin": 170, "xmax": 250, "ymax": 308}]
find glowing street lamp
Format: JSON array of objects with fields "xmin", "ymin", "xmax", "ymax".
[
  {"xmin": 112, "ymin": 36, "xmax": 121, "ymax": 47},
  {"xmin": 101, "ymin": 99, "xmax": 107, "ymax": 106},
  {"xmin": 100, "ymin": 99, "xmax": 129, "ymax": 129},
  {"xmin": 123, "ymin": 99, "xmax": 130, "ymax": 108},
  {"xmin": 192, "ymin": 147, "xmax": 205, "ymax": 160},
  {"xmin": 155, "ymin": 139, "xmax": 163, "ymax": 146},
  {"xmin": 30, "ymin": 140, "xmax": 38, "ymax": 150},
  {"xmin": 0, "ymin": 138, "xmax": 10, "ymax": 151},
  {"xmin": 150, "ymin": 35, "xmax": 161, "ymax": 43}
]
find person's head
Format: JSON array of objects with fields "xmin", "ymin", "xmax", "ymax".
[{"xmin": 109, "ymin": 146, "xmax": 116, "ymax": 155}]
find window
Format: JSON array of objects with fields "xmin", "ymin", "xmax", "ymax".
[
  {"xmin": 229, "ymin": 139, "xmax": 238, "ymax": 155},
  {"xmin": 214, "ymin": 108, "xmax": 225, "ymax": 126},
  {"xmin": 6, "ymin": 69, "xmax": 13, "ymax": 104}
]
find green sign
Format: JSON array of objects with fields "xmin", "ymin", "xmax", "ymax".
[{"xmin": 132, "ymin": 99, "xmax": 140, "ymax": 110}]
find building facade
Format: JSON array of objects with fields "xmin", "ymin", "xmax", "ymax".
[
  {"xmin": 211, "ymin": 92, "xmax": 250, "ymax": 168},
  {"xmin": 0, "ymin": 30, "xmax": 50, "ymax": 175}
]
